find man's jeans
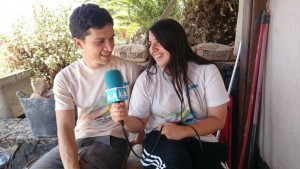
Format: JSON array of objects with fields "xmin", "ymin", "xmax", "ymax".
[{"xmin": 30, "ymin": 135, "xmax": 128, "ymax": 169}]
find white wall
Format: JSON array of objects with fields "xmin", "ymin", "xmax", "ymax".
[{"xmin": 259, "ymin": 0, "xmax": 300, "ymax": 168}]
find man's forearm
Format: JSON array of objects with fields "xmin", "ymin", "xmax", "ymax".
[
  {"xmin": 56, "ymin": 110, "xmax": 79, "ymax": 169},
  {"xmin": 58, "ymin": 130, "xmax": 80, "ymax": 169}
]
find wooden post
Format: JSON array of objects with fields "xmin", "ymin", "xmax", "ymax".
[{"xmin": 234, "ymin": 0, "xmax": 268, "ymax": 168}]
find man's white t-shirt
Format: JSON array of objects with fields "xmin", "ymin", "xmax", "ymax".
[
  {"xmin": 53, "ymin": 55, "xmax": 140, "ymax": 139},
  {"xmin": 129, "ymin": 62, "xmax": 229, "ymax": 142}
]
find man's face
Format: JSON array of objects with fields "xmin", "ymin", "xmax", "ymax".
[{"xmin": 74, "ymin": 24, "xmax": 115, "ymax": 69}]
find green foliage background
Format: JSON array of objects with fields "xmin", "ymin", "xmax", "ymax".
[
  {"xmin": 0, "ymin": 0, "xmax": 237, "ymax": 88},
  {"xmin": 0, "ymin": 0, "xmax": 183, "ymax": 87},
  {"xmin": 88, "ymin": 0, "xmax": 183, "ymax": 44},
  {"xmin": 0, "ymin": 3, "xmax": 80, "ymax": 86}
]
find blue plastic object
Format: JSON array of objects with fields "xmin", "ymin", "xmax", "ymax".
[
  {"xmin": 0, "ymin": 151, "xmax": 10, "ymax": 169},
  {"xmin": 104, "ymin": 69, "xmax": 124, "ymax": 88}
]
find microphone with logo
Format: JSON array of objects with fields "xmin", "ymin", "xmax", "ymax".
[
  {"xmin": 104, "ymin": 69, "xmax": 128, "ymax": 126},
  {"xmin": 105, "ymin": 69, "xmax": 141, "ymax": 159}
]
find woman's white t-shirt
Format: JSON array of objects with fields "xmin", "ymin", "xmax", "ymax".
[{"xmin": 129, "ymin": 62, "xmax": 229, "ymax": 142}]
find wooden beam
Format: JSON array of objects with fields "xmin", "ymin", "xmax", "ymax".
[{"xmin": 159, "ymin": 0, "xmax": 177, "ymax": 20}]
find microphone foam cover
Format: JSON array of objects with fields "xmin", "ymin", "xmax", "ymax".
[{"xmin": 104, "ymin": 69, "xmax": 123, "ymax": 89}]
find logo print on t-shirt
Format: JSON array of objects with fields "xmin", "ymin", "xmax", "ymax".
[
  {"xmin": 188, "ymin": 83, "xmax": 198, "ymax": 90},
  {"xmin": 165, "ymin": 108, "xmax": 196, "ymax": 124},
  {"xmin": 88, "ymin": 96, "xmax": 112, "ymax": 123}
]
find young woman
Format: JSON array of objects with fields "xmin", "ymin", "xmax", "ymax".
[{"xmin": 111, "ymin": 19, "xmax": 229, "ymax": 169}]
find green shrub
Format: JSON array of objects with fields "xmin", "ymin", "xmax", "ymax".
[
  {"xmin": 0, "ymin": 37, "xmax": 12, "ymax": 77},
  {"xmin": 3, "ymin": 4, "xmax": 80, "ymax": 87}
]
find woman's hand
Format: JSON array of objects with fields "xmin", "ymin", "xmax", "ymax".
[
  {"xmin": 159, "ymin": 103, "xmax": 228, "ymax": 140},
  {"xmin": 159, "ymin": 123, "xmax": 188, "ymax": 140},
  {"xmin": 110, "ymin": 101, "xmax": 128, "ymax": 123}
]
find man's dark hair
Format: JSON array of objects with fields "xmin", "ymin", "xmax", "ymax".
[{"xmin": 69, "ymin": 3, "xmax": 113, "ymax": 40}]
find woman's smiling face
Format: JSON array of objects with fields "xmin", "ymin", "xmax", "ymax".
[{"xmin": 148, "ymin": 31, "xmax": 170, "ymax": 69}]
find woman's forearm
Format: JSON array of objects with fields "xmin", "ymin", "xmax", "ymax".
[{"xmin": 123, "ymin": 116, "xmax": 147, "ymax": 133}]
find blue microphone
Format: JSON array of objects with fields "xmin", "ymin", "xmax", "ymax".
[
  {"xmin": 105, "ymin": 69, "xmax": 128, "ymax": 126},
  {"xmin": 105, "ymin": 69, "xmax": 128, "ymax": 104}
]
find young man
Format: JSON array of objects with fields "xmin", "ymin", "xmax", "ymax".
[{"xmin": 31, "ymin": 4, "xmax": 140, "ymax": 169}]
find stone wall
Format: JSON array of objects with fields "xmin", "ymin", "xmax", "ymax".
[
  {"xmin": 0, "ymin": 118, "xmax": 57, "ymax": 169},
  {"xmin": 0, "ymin": 70, "xmax": 33, "ymax": 118}
]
